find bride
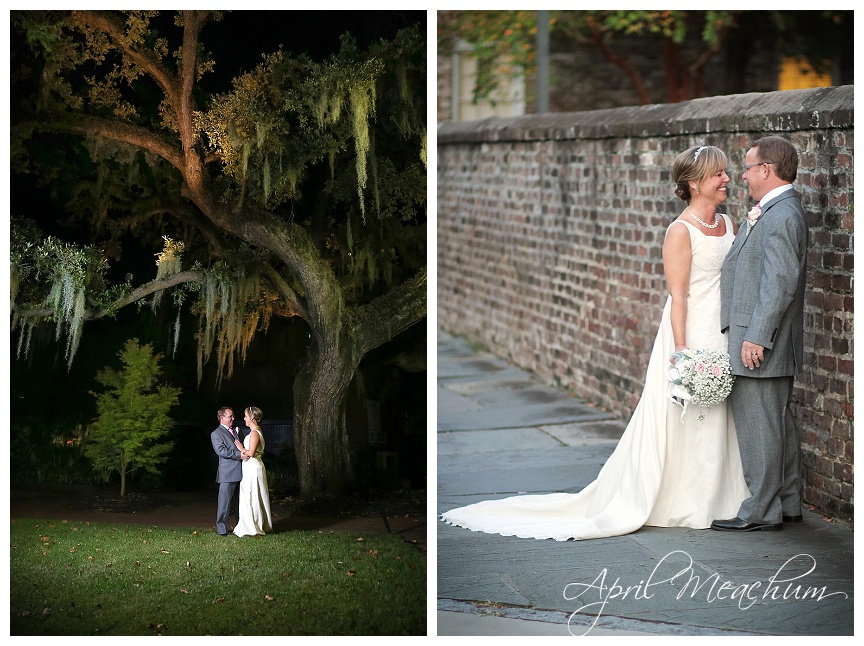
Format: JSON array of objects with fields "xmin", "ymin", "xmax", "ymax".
[
  {"xmin": 233, "ymin": 406, "xmax": 273, "ymax": 536},
  {"xmin": 441, "ymin": 145, "xmax": 751, "ymax": 541}
]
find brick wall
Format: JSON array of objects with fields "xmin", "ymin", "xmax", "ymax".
[{"xmin": 437, "ymin": 86, "xmax": 854, "ymax": 525}]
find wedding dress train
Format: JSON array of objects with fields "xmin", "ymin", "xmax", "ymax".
[{"xmin": 441, "ymin": 215, "xmax": 750, "ymax": 540}]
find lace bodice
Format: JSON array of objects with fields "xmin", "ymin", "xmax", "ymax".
[
  {"xmin": 666, "ymin": 215, "xmax": 734, "ymax": 352},
  {"xmin": 244, "ymin": 429, "xmax": 265, "ymax": 459}
]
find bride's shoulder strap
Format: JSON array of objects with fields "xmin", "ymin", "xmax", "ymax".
[{"xmin": 665, "ymin": 218, "xmax": 692, "ymax": 239}]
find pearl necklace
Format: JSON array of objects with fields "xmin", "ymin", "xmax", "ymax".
[{"xmin": 686, "ymin": 207, "xmax": 720, "ymax": 229}]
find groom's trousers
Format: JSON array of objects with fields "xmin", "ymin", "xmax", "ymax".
[
  {"xmin": 216, "ymin": 481, "xmax": 240, "ymax": 535},
  {"xmin": 729, "ymin": 375, "xmax": 802, "ymax": 524}
]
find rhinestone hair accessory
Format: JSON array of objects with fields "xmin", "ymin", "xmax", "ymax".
[{"xmin": 693, "ymin": 145, "xmax": 707, "ymax": 161}]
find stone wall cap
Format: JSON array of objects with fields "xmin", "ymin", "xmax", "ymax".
[{"xmin": 438, "ymin": 86, "xmax": 853, "ymax": 144}]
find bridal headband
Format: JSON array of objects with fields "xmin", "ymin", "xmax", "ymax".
[{"xmin": 693, "ymin": 145, "xmax": 707, "ymax": 160}]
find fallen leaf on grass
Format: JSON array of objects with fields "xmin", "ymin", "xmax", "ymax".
[
  {"xmin": 264, "ymin": 594, "xmax": 273, "ymax": 601},
  {"xmin": 161, "ymin": 550, "xmax": 170, "ymax": 554},
  {"xmin": 369, "ymin": 549, "xmax": 378, "ymax": 555},
  {"xmin": 180, "ymin": 588, "xmax": 189, "ymax": 594},
  {"xmin": 347, "ymin": 571, "xmax": 357, "ymax": 576},
  {"xmin": 43, "ymin": 607, "xmax": 51, "ymax": 616},
  {"xmin": 356, "ymin": 537, "xmax": 365, "ymax": 542}
]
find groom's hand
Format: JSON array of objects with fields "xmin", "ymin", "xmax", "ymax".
[{"xmin": 742, "ymin": 341, "xmax": 764, "ymax": 370}]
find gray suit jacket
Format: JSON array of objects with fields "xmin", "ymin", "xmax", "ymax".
[
  {"xmin": 720, "ymin": 189, "xmax": 808, "ymax": 377},
  {"xmin": 211, "ymin": 424, "xmax": 243, "ymax": 483}
]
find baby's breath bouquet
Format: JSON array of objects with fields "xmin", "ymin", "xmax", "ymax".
[{"xmin": 668, "ymin": 348, "xmax": 735, "ymax": 421}]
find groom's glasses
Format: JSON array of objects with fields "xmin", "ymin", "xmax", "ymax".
[{"xmin": 742, "ymin": 161, "xmax": 773, "ymax": 173}]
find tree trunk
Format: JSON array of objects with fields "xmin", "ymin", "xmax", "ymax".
[{"xmin": 292, "ymin": 338, "xmax": 358, "ymax": 496}]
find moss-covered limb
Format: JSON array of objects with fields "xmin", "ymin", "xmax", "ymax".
[
  {"xmin": 11, "ymin": 270, "xmax": 204, "ymax": 320},
  {"xmin": 259, "ymin": 262, "xmax": 309, "ymax": 320},
  {"xmin": 17, "ymin": 114, "xmax": 185, "ymax": 172},
  {"xmin": 236, "ymin": 216, "xmax": 345, "ymax": 329},
  {"xmin": 353, "ymin": 267, "xmax": 427, "ymax": 357}
]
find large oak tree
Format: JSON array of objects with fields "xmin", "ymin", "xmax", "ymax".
[{"xmin": 10, "ymin": 10, "xmax": 427, "ymax": 495}]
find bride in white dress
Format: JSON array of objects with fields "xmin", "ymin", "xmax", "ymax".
[
  {"xmin": 233, "ymin": 406, "xmax": 273, "ymax": 536},
  {"xmin": 441, "ymin": 145, "xmax": 751, "ymax": 541}
]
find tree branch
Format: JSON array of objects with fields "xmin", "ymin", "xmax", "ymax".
[
  {"xmin": 12, "ymin": 270, "xmax": 204, "ymax": 320},
  {"xmin": 69, "ymin": 10, "xmax": 181, "ymax": 110},
  {"xmin": 260, "ymin": 263, "xmax": 309, "ymax": 320},
  {"xmin": 16, "ymin": 115, "xmax": 184, "ymax": 172},
  {"xmin": 587, "ymin": 23, "xmax": 652, "ymax": 105},
  {"xmin": 355, "ymin": 267, "xmax": 427, "ymax": 356}
]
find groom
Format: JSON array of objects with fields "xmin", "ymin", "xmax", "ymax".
[
  {"xmin": 713, "ymin": 136, "xmax": 808, "ymax": 532},
  {"xmin": 210, "ymin": 407, "xmax": 248, "ymax": 536}
]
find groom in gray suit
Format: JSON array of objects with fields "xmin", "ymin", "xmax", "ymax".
[
  {"xmin": 712, "ymin": 136, "xmax": 808, "ymax": 532},
  {"xmin": 211, "ymin": 407, "xmax": 248, "ymax": 536}
]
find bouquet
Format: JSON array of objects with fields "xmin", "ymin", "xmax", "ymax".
[{"xmin": 668, "ymin": 348, "xmax": 735, "ymax": 421}]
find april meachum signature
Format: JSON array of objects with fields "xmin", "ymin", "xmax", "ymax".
[{"xmin": 563, "ymin": 551, "xmax": 848, "ymax": 636}]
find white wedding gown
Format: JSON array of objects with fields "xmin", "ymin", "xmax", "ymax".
[
  {"xmin": 233, "ymin": 429, "xmax": 273, "ymax": 537},
  {"xmin": 441, "ymin": 215, "xmax": 751, "ymax": 540}
]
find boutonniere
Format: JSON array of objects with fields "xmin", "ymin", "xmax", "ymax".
[{"xmin": 746, "ymin": 204, "xmax": 762, "ymax": 231}]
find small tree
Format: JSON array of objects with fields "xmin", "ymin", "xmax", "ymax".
[{"xmin": 85, "ymin": 339, "xmax": 181, "ymax": 496}]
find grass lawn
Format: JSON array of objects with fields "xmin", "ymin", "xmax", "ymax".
[{"xmin": 10, "ymin": 518, "xmax": 426, "ymax": 635}]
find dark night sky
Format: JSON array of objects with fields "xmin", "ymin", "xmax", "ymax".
[{"xmin": 200, "ymin": 10, "xmax": 425, "ymax": 92}]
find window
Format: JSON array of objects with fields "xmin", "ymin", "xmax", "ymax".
[{"xmin": 778, "ymin": 56, "xmax": 832, "ymax": 90}]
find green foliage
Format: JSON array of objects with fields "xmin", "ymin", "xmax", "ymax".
[
  {"xmin": 84, "ymin": 339, "xmax": 181, "ymax": 496},
  {"xmin": 10, "ymin": 518, "xmax": 426, "ymax": 635},
  {"xmin": 438, "ymin": 10, "xmax": 539, "ymax": 104}
]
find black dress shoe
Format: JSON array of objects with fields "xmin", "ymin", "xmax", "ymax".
[
  {"xmin": 710, "ymin": 517, "xmax": 782, "ymax": 532},
  {"xmin": 783, "ymin": 514, "xmax": 803, "ymax": 523}
]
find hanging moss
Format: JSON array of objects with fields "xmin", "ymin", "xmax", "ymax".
[
  {"xmin": 152, "ymin": 236, "xmax": 185, "ymax": 311},
  {"xmin": 349, "ymin": 80, "xmax": 376, "ymax": 222},
  {"xmin": 194, "ymin": 266, "xmax": 275, "ymax": 388}
]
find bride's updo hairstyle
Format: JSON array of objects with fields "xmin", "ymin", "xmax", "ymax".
[
  {"xmin": 246, "ymin": 406, "xmax": 263, "ymax": 425},
  {"xmin": 673, "ymin": 144, "xmax": 728, "ymax": 204}
]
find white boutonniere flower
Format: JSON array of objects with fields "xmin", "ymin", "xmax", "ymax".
[{"xmin": 746, "ymin": 204, "xmax": 762, "ymax": 232}]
